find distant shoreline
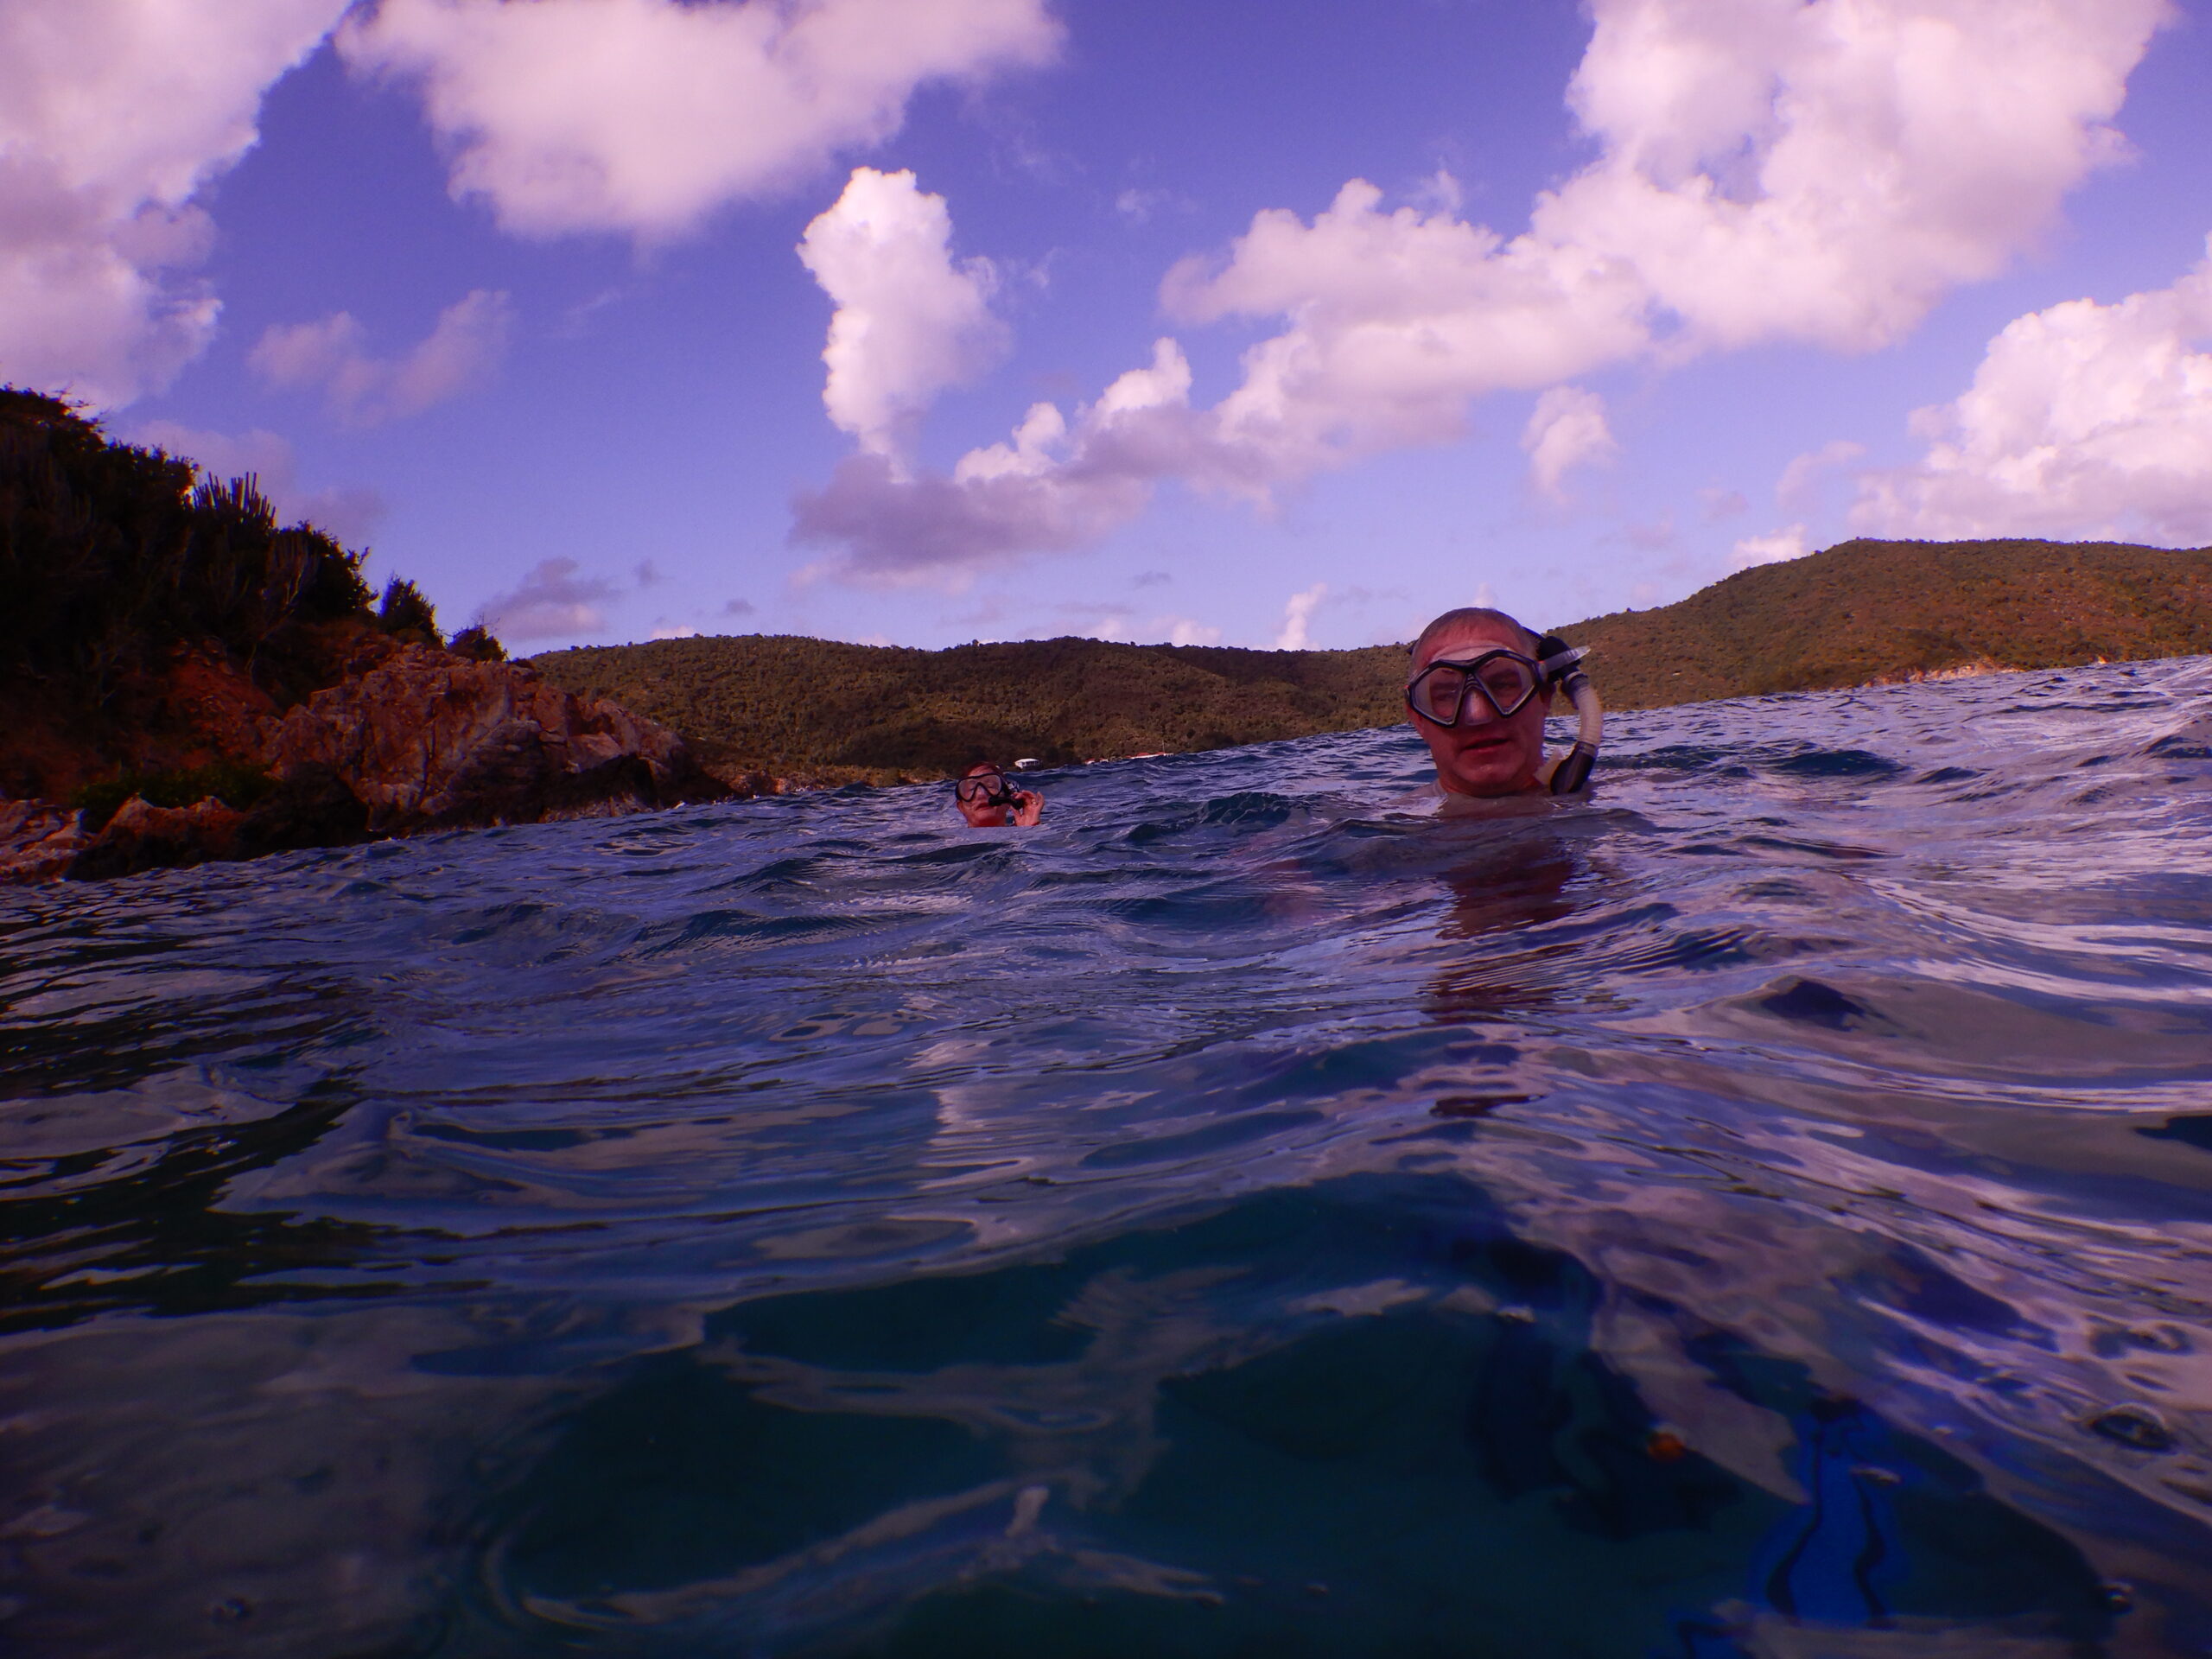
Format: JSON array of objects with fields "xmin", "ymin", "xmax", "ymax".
[
  {"xmin": 10, "ymin": 391, "xmax": 2207, "ymax": 883},
  {"xmin": 531, "ymin": 537, "xmax": 2212, "ymax": 785}
]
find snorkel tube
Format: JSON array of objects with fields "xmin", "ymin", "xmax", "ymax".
[{"xmin": 1534, "ymin": 634, "xmax": 1602, "ymax": 795}]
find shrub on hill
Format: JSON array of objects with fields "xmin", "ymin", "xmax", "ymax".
[
  {"xmin": 0, "ymin": 390, "xmax": 378, "ymax": 709},
  {"xmin": 0, "ymin": 386, "xmax": 510, "ymax": 800},
  {"xmin": 449, "ymin": 625, "xmax": 506, "ymax": 663},
  {"xmin": 375, "ymin": 576, "xmax": 444, "ymax": 649}
]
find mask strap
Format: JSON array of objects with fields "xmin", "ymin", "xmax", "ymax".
[{"xmin": 1532, "ymin": 634, "xmax": 1588, "ymax": 685}]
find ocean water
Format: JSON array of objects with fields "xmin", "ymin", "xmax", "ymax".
[{"xmin": 6, "ymin": 660, "xmax": 2212, "ymax": 1659}]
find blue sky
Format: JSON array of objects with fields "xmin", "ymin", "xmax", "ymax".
[{"xmin": 7, "ymin": 0, "xmax": 2211, "ymax": 654}]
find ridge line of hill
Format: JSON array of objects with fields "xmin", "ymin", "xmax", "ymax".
[
  {"xmin": 529, "ymin": 536, "xmax": 2212, "ymax": 787},
  {"xmin": 9, "ymin": 375, "xmax": 2207, "ymax": 837}
]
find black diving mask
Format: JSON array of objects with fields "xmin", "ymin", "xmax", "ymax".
[
  {"xmin": 955, "ymin": 768, "xmax": 1019, "ymax": 807},
  {"xmin": 1406, "ymin": 650, "xmax": 1547, "ymax": 725}
]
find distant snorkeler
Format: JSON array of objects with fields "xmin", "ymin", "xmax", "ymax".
[
  {"xmin": 954, "ymin": 760, "xmax": 1044, "ymax": 827},
  {"xmin": 1405, "ymin": 607, "xmax": 1601, "ymax": 805}
]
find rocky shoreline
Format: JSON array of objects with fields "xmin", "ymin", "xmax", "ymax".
[{"xmin": 2, "ymin": 647, "xmax": 739, "ymax": 886}]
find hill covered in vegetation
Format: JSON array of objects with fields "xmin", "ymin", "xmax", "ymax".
[
  {"xmin": 1559, "ymin": 537, "xmax": 2212, "ymax": 709},
  {"xmin": 531, "ymin": 634, "xmax": 1409, "ymax": 784},
  {"xmin": 533, "ymin": 537, "xmax": 2212, "ymax": 780}
]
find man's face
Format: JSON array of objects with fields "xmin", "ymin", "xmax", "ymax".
[
  {"xmin": 1407, "ymin": 621, "xmax": 1553, "ymax": 798},
  {"xmin": 957, "ymin": 767, "xmax": 1011, "ymax": 826}
]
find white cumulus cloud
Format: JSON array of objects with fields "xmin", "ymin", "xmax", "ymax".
[
  {"xmin": 1543, "ymin": 0, "xmax": 2167, "ymax": 356},
  {"xmin": 1777, "ymin": 439, "xmax": 1867, "ymax": 511},
  {"xmin": 791, "ymin": 338, "xmax": 1206, "ymax": 588},
  {"xmin": 340, "ymin": 0, "xmax": 1058, "ymax": 241},
  {"xmin": 1732, "ymin": 524, "xmax": 1811, "ymax": 570},
  {"xmin": 1274, "ymin": 582, "xmax": 1328, "ymax": 652},
  {"xmin": 1522, "ymin": 386, "xmax": 1618, "ymax": 501},
  {"xmin": 1161, "ymin": 179, "xmax": 1649, "ymax": 479},
  {"xmin": 0, "ymin": 0, "xmax": 349, "ymax": 408},
  {"xmin": 480, "ymin": 556, "xmax": 618, "ymax": 642},
  {"xmin": 1853, "ymin": 241, "xmax": 2212, "ymax": 545},
  {"xmin": 1166, "ymin": 0, "xmax": 2167, "ymax": 451},
  {"xmin": 249, "ymin": 289, "xmax": 515, "ymax": 426},
  {"xmin": 793, "ymin": 0, "xmax": 2171, "ymax": 585},
  {"xmin": 798, "ymin": 168, "xmax": 1007, "ymax": 457}
]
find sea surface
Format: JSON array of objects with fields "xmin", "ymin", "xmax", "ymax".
[{"xmin": 6, "ymin": 660, "xmax": 2212, "ymax": 1658}]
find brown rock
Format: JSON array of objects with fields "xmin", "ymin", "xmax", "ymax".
[
  {"xmin": 256, "ymin": 647, "xmax": 725, "ymax": 835},
  {"xmin": 706, "ymin": 766, "xmax": 787, "ymax": 798},
  {"xmin": 163, "ymin": 645, "xmax": 279, "ymax": 740},
  {"xmin": 0, "ymin": 800, "xmax": 91, "ymax": 886},
  {"xmin": 235, "ymin": 762, "xmax": 371, "ymax": 856},
  {"xmin": 68, "ymin": 796, "xmax": 245, "ymax": 881},
  {"xmin": 13, "ymin": 650, "xmax": 728, "ymax": 885}
]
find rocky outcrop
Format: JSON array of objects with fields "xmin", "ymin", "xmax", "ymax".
[
  {"xmin": 0, "ymin": 801, "xmax": 91, "ymax": 885},
  {"xmin": 254, "ymin": 646, "xmax": 724, "ymax": 835},
  {"xmin": 2, "ymin": 651, "xmax": 728, "ymax": 885},
  {"xmin": 67, "ymin": 796, "xmax": 245, "ymax": 882}
]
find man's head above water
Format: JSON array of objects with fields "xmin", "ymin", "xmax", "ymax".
[
  {"xmin": 1406, "ymin": 607, "xmax": 1555, "ymax": 798},
  {"xmin": 955, "ymin": 760, "xmax": 1044, "ymax": 827}
]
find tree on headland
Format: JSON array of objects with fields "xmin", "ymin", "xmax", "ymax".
[
  {"xmin": 1, "ymin": 390, "xmax": 378, "ymax": 707},
  {"xmin": 449, "ymin": 625, "xmax": 507, "ymax": 663},
  {"xmin": 0, "ymin": 385, "xmax": 508, "ymax": 800},
  {"xmin": 376, "ymin": 576, "xmax": 444, "ymax": 649}
]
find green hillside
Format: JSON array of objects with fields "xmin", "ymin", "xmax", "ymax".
[
  {"xmin": 1560, "ymin": 537, "xmax": 2212, "ymax": 709},
  {"xmin": 529, "ymin": 633, "xmax": 1408, "ymax": 784},
  {"xmin": 529, "ymin": 537, "xmax": 2212, "ymax": 783}
]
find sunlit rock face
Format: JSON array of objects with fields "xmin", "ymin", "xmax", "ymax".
[
  {"xmin": 0, "ymin": 801, "xmax": 89, "ymax": 883},
  {"xmin": 255, "ymin": 646, "xmax": 725, "ymax": 834},
  {"xmin": 3, "ymin": 648, "xmax": 731, "ymax": 883}
]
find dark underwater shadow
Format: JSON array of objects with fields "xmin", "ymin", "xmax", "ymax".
[
  {"xmin": 1421, "ymin": 823, "xmax": 1591, "ymax": 1026},
  {"xmin": 451, "ymin": 1175, "xmax": 2113, "ymax": 1659},
  {"xmin": 0, "ymin": 1075, "xmax": 400, "ymax": 1335}
]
